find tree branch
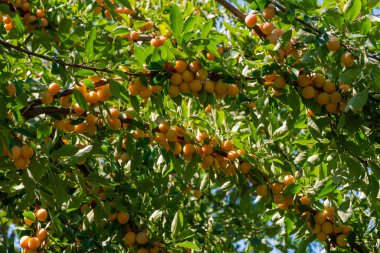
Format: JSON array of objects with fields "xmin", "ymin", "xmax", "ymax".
[
  {"xmin": 214, "ymin": 0, "xmax": 266, "ymax": 39},
  {"xmin": 0, "ymin": 39, "xmax": 113, "ymax": 73}
]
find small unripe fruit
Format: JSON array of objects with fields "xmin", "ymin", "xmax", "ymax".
[{"xmin": 7, "ymin": 83, "xmax": 16, "ymax": 96}]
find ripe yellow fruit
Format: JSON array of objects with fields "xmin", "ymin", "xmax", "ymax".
[
  {"xmin": 239, "ymin": 162, "xmax": 252, "ymax": 174},
  {"xmin": 87, "ymin": 91, "xmax": 99, "ymax": 104},
  {"xmin": 137, "ymin": 248, "xmax": 149, "ymax": 253},
  {"xmin": 179, "ymin": 81, "xmax": 190, "ymax": 93},
  {"xmin": 189, "ymin": 61, "xmax": 202, "ymax": 73},
  {"xmin": 108, "ymin": 118, "xmax": 121, "ymax": 130},
  {"xmin": 300, "ymin": 196, "xmax": 311, "ymax": 205},
  {"xmin": 322, "ymin": 222, "xmax": 333, "ymax": 234},
  {"xmin": 189, "ymin": 80, "xmax": 202, "ymax": 92},
  {"xmin": 256, "ymin": 184, "xmax": 268, "ymax": 196},
  {"xmin": 24, "ymin": 217, "xmax": 34, "ymax": 226},
  {"xmin": 312, "ymin": 74, "xmax": 325, "ymax": 88},
  {"xmin": 60, "ymin": 96, "xmax": 71, "ymax": 107},
  {"xmin": 37, "ymin": 228, "xmax": 47, "ymax": 241},
  {"xmin": 323, "ymin": 80, "xmax": 336, "ymax": 93},
  {"xmin": 298, "ymin": 74, "xmax": 311, "ymax": 87},
  {"xmin": 266, "ymin": 34, "xmax": 278, "ymax": 45},
  {"xmin": 245, "ymin": 14, "xmax": 257, "ymax": 27},
  {"xmin": 28, "ymin": 237, "xmax": 40, "ymax": 250},
  {"xmin": 302, "ymin": 86, "xmax": 315, "ymax": 99},
  {"xmin": 168, "ymin": 85, "xmax": 180, "ymax": 97},
  {"xmin": 263, "ymin": 6, "xmax": 276, "ymax": 20},
  {"xmin": 41, "ymin": 92, "xmax": 53, "ymax": 104},
  {"xmin": 215, "ymin": 80, "xmax": 227, "ymax": 95},
  {"xmin": 341, "ymin": 225, "xmax": 352, "ymax": 234},
  {"xmin": 333, "ymin": 224, "xmax": 343, "ymax": 234},
  {"xmin": 183, "ymin": 143, "xmax": 195, "ymax": 156},
  {"xmin": 206, "ymin": 52, "xmax": 215, "ymax": 61},
  {"xmin": 36, "ymin": 208, "xmax": 48, "ymax": 221},
  {"xmin": 323, "ymin": 206, "xmax": 335, "ymax": 218},
  {"xmin": 274, "ymin": 76, "xmax": 286, "ymax": 88},
  {"xmin": 124, "ymin": 231, "xmax": 136, "ymax": 247},
  {"xmin": 36, "ymin": 9, "xmax": 46, "ymax": 18},
  {"xmin": 86, "ymin": 114, "xmax": 98, "ymax": 126},
  {"xmin": 11, "ymin": 146, "xmax": 22, "ymax": 160},
  {"xmin": 330, "ymin": 91, "xmax": 341, "ymax": 104},
  {"xmin": 261, "ymin": 22, "xmax": 274, "ymax": 35},
  {"xmin": 48, "ymin": 83, "xmax": 61, "ymax": 95},
  {"xmin": 196, "ymin": 69, "xmax": 208, "ymax": 81},
  {"xmin": 159, "ymin": 122, "xmax": 170, "ymax": 133},
  {"xmin": 283, "ymin": 175, "xmax": 295, "ymax": 186},
  {"xmin": 316, "ymin": 232, "xmax": 327, "ymax": 241},
  {"xmin": 136, "ymin": 232, "xmax": 149, "ymax": 245},
  {"xmin": 315, "ymin": 212, "xmax": 326, "ymax": 224},
  {"xmin": 174, "ymin": 60, "xmax": 187, "ymax": 73},
  {"xmin": 182, "ymin": 70, "xmax": 194, "ymax": 82},
  {"xmin": 139, "ymin": 87, "xmax": 152, "ymax": 99},
  {"xmin": 201, "ymin": 80, "xmax": 214, "ymax": 94},
  {"xmin": 336, "ymin": 234, "xmax": 347, "ymax": 247},
  {"xmin": 227, "ymin": 84, "xmax": 239, "ymax": 97},
  {"xmin": 14, "ymin": 157, "xmax": 28, "ymax": 169},
  {"xmin": 326, "ymin": 36, "xmax": 340, "ymax": 51},
  {"xmin": 20, "ymin": 235, "xmax": 31, "ymax": 248},
  {"xmin": 73, "ymin": 103, "xmax": 85, "ymax": 115},
  {"xmin": 117, "ymin": 211, "xmax": 129, "ymax": 224},
  {"xmin": 170, "ymin": 72, "xmax": 183, "ymax": 85},
  {"xmin": 341, "ymin": 52, "xmax": 355, "ymax": 67},
  {"xmin": 21, "ymin": 145, "xmax": 33, "ymax": 159},
  {"xmin": 7, "ymin": 83, "xmax": 16, "ymax": 96},
  {"xmin": 317, "ymin": 92, "xmax": 330, "ymax": 105},
  {"xmin": 166, "ymin": 129, "xmax": 177, "ymax": 142},
  {"xmin": 325, "ymin": 103, "xmax": 338, "ymax": 113},
  {"xmin": 271, "ymin": 182, "xmax": 283, "ymax": 194}
]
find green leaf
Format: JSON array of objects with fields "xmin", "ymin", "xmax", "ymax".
[
  {"xmin": 282, "ymin": 184, "xmax": 302, "ymax": 196},
  {"xmin": 85, "ymin": 28, "xmax": 97, "ymax": 57},
  {"xmin": 176, "ymin": 241, "xmax": 199, "ymax": 250},
  {"xmin": 249, "ymin": 0, "xmax": 269, "ymax": 10},
  {"xmin": 61, "ymin": 145, "xmax": 93, "ymax": 165},
  {"xmin": 12, "ymin": 15, "xmax": 25, "ymax": 33},
  {"xmin": 50, "ymin": 145, "xmax": 79, "ymax": 158},
  {"xmin": 170, "ymin": 5, "xmax": 183, "ymax": 38},
  {"xmin": 274, "ymin": 30, "xmax": 292, "ymax": 51},
  {"xmin": 23, "ymin": 211, "xmax": 36, "ymax": 221},
  {"xmin": 109, "ymin": 79, "xmax": 121, "ymax": 98},
  {"xmin": 58, "ymin": 17, "xmax": 72, "ymax": 34},
  {"xmin": 75, "ymin": 69, "xmax": 97, "ymax": 77},
  {"xmin": 73, "ymin": 89, "xmax": 89, "ymax": 109},
  {"xmin": 344, "ymin": 90, "xmax": 368, "ymax": 112},
  {"xmin": 343, "ymin": 0, "xmax": 361, "ymax": 21},
  {"xmin": 171, "ymin": 210, "xmax": 183, "ymax": 236}
]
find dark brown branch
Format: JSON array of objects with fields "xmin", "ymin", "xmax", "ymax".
[
  {"xmin": 0, "ymin": 39, "xmax": 113, "ymax": 73},
  {"xmin": 214, "ymin": 0, "xmax": 266, "ymax": 39},
  {"xmin": 22, "ymin": 106, "xmax": 72, "ymax": 119}
]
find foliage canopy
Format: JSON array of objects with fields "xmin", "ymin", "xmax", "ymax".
[{"xmin": 0, "ymin": 0, "xmax": 380, "ymax": 252}]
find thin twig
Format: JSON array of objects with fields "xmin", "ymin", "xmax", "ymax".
[{"xmin": 0, "ymin": 39, "xmax": 112, "ymax": 73}]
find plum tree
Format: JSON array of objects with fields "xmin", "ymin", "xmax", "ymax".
[{"xmin": 0, "ymin": 0, "xmax": 379, "ymax": 252}]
